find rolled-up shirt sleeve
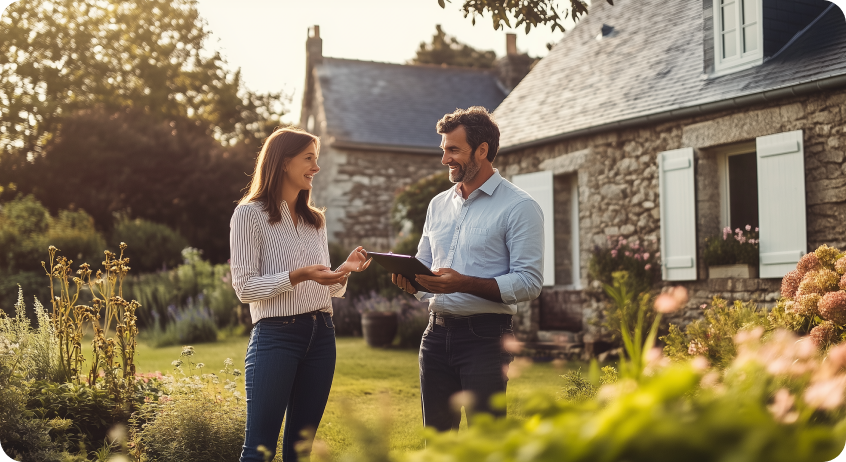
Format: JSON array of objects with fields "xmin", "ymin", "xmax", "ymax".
[
  {"xmin": 229, "ymin": 205, "xmax": 294, "ymax": 303},
  {"xmin": 494, "ymin": 200, "xmax": 544, "ymax": 305}
]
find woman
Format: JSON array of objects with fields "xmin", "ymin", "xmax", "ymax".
[{"xmin": 230, "ymin": 127, "xmax": 371, "ymax": 461}]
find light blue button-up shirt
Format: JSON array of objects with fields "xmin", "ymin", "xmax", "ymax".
[{"xmin": 414, "ymin": 170, "xmax": 545, "ymax": 315}]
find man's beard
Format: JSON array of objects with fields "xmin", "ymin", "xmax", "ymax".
[{"xmin": 448, "ymin": 154, "xmax": 480, "ymax": 184}]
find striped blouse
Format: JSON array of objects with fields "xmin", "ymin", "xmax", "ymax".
[{"xmin": 229, "ymin": 201, "xmax": 346, "ymax": 324}]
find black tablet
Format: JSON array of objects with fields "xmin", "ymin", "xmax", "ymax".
[{"xmin": 367, "ymin": 252, "xmax": 435, "ymax": 292}]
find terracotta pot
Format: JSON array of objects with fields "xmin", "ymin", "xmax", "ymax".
[
  {"xmin": 361, "ymin": 312, "xmax": 398, "ymax": 348},
  {"xmin": 708, "ymin": 264, "xmax": 758, "ymax": 279}
]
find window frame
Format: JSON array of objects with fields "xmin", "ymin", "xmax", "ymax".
[
  {"xmin": 712, "ymin": 0, "xmax": 764, "ymax": 74},
  {"xmin": 715, "ymin": 141, "xmax": 757, "ymax": 229}
]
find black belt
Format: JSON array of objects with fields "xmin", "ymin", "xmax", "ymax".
[
  {"xmin": 431, "ymin": 312, "xmax": 512, "ymax": 328},
  {"xmin": 256, "ymin": 310, "xmax": 323, "ymax": 326}
]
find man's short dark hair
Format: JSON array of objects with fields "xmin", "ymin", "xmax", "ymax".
[{"xmin": 436, "ymin": 106, "xmax": 500, "ymax": 162}]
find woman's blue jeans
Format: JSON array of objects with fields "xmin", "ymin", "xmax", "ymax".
[{"xmin": 240, "ymin": 311, "xmax": 336, "ymax": 462}]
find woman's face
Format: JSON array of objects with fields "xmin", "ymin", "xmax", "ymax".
[{"xmin": 284, "ymin": 141, "xmax": 320, "ymax": 191}]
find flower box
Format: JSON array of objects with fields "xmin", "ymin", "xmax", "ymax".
[{"xmin": 708, "ymin": 264, "xmax": 758, "ymax": 279}]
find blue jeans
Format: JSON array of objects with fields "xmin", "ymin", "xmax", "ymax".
[
  {"xmin": 240, "ymin": 311, "xmax": 336, "ymax": 462},
  {"xmin": 419, "ymin": 313, "xmax": 514, "ymax": 431}
]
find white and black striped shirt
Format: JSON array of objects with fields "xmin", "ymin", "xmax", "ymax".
[{"xmin": 229, "ymin": 201, "xmax": 345, "ymax": 324}]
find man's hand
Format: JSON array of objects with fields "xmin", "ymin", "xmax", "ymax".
[
  {"xmin": 415, "ymin": 268, "xmax": 466, "ymax": 294},
  {"xmin": 417, "ymin": 268, "xmax": 504, "ymax": 303},
  {"xmin": 392, "ymin": 273, "xmax": 418, "ymax": 295}
]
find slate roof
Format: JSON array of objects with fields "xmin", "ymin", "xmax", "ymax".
[
  {"xmin": 494, "ymin": 0, "xmax": 846, "ymax": 150},
  {"xmin": 315, "ymin": 58, "xmax": 507, "ymax": 151}
]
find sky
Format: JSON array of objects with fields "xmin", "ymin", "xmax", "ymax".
[{"xmin": 193, "ymin": 0, "xmax": 573, "ymax": 124}]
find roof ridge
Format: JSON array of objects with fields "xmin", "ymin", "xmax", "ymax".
[{"xmin": 321, "ymin": 56, "xmax": 497, "ymax": 74}]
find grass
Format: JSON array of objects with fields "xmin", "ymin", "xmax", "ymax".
[{"xmin": 135, "ymin": 335, "xmax": 573, "ymax": 459}]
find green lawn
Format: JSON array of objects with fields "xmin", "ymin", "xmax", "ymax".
[{"xmin": 135, "ymin": 335, "xmax": 570, "ymax": 458}]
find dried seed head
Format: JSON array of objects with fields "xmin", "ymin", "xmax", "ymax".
[
  {"xmin": 815, "ymin": 244, "xmax": 842, "ymax": 270},
  {"xmin": 819, "ymin": 291, "xmax": 846, "ymax": 325},
  {"xmin": 798, "ymin": 253, "xmax": 822, "ymax": 277},
  {"xmin": 781, "ymin": 270, "xmax": 802, "ymax": 299},
  {"xmin": 836, "ymin": 256, "xmax": 846, "ymax": 276},
  {"xmin": 810, "ymin": 321, "xmax": 838, "ymax": 348}
]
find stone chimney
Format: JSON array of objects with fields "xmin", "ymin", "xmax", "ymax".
[
  {"xmin": 495, "ymin": 33, "xmax": 535, "ymax": 93},
  {"xmin": 301, "ymin": 25, "xmax": 323, "ymax": 128},
  {"xmin": 506, "ymin": 33, "xmax": 517, "ymax": 56}
]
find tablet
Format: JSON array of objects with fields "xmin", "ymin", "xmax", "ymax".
[{"xmin": 367, "ymin": 252, "xmax": 435, "ymax": 292}]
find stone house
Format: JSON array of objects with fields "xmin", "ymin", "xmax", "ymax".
[
  {"xmin": 491, "ymin": 0, "xmax": 846, "ymax": 351},
  {"xmin": 299, "ymin": 26, "xmax": 530, "ymax": 252}
]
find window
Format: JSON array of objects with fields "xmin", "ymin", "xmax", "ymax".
[
  {"xmin": 716, "ymin": 141, "xmax": 759, "ymax": 231},
  {"xmin": 553, "ymin": 174, "xmax": 580, "ymax": 288},
  {"xmin": 713, "ymin": 0, "xmax": 763, "ymax": 73}
]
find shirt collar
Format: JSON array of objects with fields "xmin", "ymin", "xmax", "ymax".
[{"xmin": 451, "ymin": 169, "xmax": 504, "ymax": 199}]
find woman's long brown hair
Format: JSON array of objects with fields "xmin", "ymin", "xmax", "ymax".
[{"xmin": 239, "ymin": 127, "xmax": 325, "ymax": 228}]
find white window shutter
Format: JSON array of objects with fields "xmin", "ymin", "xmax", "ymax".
[
  {"xmin": 756, "ymin": 130, "xmax": 806, "ymax": 278},
  {"xmin": 512, "ymin": 171, "xmax": 555, "ymax": 286},
  {"xmin": 659, "ymin": 148, "xmax": 697, "ymax": 281}
]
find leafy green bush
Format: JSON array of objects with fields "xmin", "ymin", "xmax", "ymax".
[
  {"xmin": 663, "ymin": 297, "xmax": 769, "ymax": 368},
  {"xmin": 134, "ymin": 347, "xmax": 245, "ymax": 462},
  {"xmin": 703, "ymin": 225, "xmax": 759, "ymax": 267},
  {"xmin": 0, "ymin": 286, "xmax": 57, "ymax": 381},
  {"xmin": 0, "ymin": 196, "xmax": 106, "ymax": 314},
  {"xmin": 390, "ymin": 171, "xmax": 452, "ymax": 236},
  {"xmin": 111, "ymin": 216, "xmax": 189, "ymax": 272},
  {"xmin": 0, "ymin": 336, "xmax": 67, "ymax": 461}
]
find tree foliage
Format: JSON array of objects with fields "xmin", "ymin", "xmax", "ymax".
[
  {"xmin": 412, "ymin": 25, "xmax": 497, "ymax": 68},
  {"xmin": 0, "ymin": 0, "xmax": 285, "ymax": 163},
  {"xmin": 3, "ymin": 108, "xmax": 254, "ymax": 264},
  {"xmin": 441, "ymin": 0, "xmax": 612, "ymax": 32}
]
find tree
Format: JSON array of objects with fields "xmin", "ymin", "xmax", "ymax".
[
  {"xmin": 0, "ymin": 0, "xmax": 285, "ymax": 165},
  {"xmin": 440, "ymin": 0, "xmax": 613, "ymax": 33},
  {"xmin": 9, "ymin": 107, "xmax": 255, "ymax": 264},
  {"xmin": 412, "ymin": 25, "xmax": 497, "ymax": 68}
]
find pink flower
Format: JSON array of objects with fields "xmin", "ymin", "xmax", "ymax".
[
  {"xmin": 634, "ymin": 253, "xmax": 642, "ymax": 260},
  {"xmin": 745, "ymin": 224, "xmax": 752, "ymax": 231},
  {"xmin": 655, "ymin": 287, "xmax": 688, "ymax": 314},
  {"xmin": 655, "ymin": 252, "xmax": 660, "ymax": 257},
  {"xmin": 625, "ymin": 251, "xmax": 632, "ymax": 257},
  {"xmin": 700, "ymin": 303, "xmax": 707, "ymax": 309},
  {"xmin": 735, "ymin": 228, "xmax": 742, "ymax": 234},
  {"xmin": 645, "ymin": 264, "xmax": 652, "ymax": 270},
  {"xmin": 755, "ymin": 227, "xmax": 759, "ymax": 232},
  {"xmin": 620, "ymin": 239, "xmax": 628, "ymax": 245},
  {"xmin": 643, "ymin": 252, "xmax": 650, "ymax": 259},
  {"xmin": 611, "ymin": 250, "xmax": 618, "ymax": 257},
  {"xmin": 804, "ymin": 376, "xmax": 846, "ymax": 410}
]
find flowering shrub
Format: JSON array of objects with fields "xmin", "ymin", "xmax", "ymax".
[
  {"xmin": 769, "ymin": 244, "xmax": 846, "ymax": 349},
  {"xmin": 663, "ymin": 297, "xmax": 769, "ymax": 368},
  {"xmin": 407, "ymin": 329, "xmax": 846, "ymax": 462},
  {"xmin": 145, "ymin": 297, "xmax": 219, "ymax": 347},
  {"xmin": 703, "ymin": 225, "xmax": 759, "ymax": 266},
  {"xmin": 132, "ymin": 346, "xmax": 245, "ymax": 462},
  {"xmin": 589, "ymin": 236, "xmax": 660, "ymax": 294}
]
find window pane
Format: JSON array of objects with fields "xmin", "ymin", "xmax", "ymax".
[
  {"xmin": 722, "ymin": 2, "xmax": 737, "ymax": 32},
  {"xmin": 743, "ymin": 24, "xmax": 758, "ymax": 52},
  {"xmin": 728, "ymin": 152, "xmax": 759, "ymax": 231},
  {"xmin": 742, "ymin": 0, "xmax": 756, "ymax": 25},
  {"xmin": 723, "ymin": 31, "xmax": 737, "ymax": 58}
]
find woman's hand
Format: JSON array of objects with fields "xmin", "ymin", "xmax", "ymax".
[
  {"xmin": 335, "ymin": 246, "xmax": 372, "ymax": 274},
  {"xmin": 290, "ymin": 265, "xmax": 348, "ymax": 286}
]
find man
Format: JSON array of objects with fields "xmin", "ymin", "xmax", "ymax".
[{"xmin": 391, "ymin": 106, "xmax": 544, "ymax": 431}]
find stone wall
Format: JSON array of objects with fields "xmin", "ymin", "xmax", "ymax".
[
  {"xmin": 501, "ymin": 87, "xmax": 846, "ymax": 340},
  {"xmin": 311, "ymin": 144, "xmax": 443, "ymax": 252}
]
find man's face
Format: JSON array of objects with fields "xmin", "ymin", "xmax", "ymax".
[{"xmin": 440, "ymin": 125, "xmax": 481, "ymax": 184}]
